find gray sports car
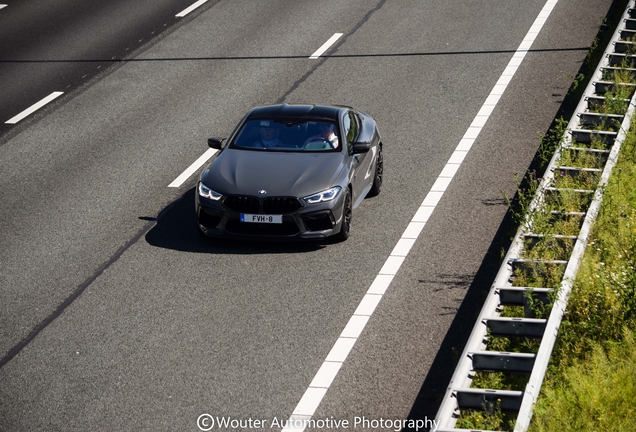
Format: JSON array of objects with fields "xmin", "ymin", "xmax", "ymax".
[{"xmin": 196, "ymin": 104, "xmax": 383, "ymax": 241}]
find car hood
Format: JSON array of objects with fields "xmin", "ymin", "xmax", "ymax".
[{"xmin": 201, "ymin": 149, "xmax": 346, "ymax": 198}]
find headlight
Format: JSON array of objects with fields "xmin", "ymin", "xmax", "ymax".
[
  {"xmin": 303, "ymin": 186, "xmax": 341, "ymax": 204},
  {"xmin": 198, "ymin": 182, "xmax": 223, "ymax": 201}
]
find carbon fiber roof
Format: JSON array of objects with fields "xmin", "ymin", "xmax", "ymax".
[{"xmin": 246, "ymin": 104, "xmax": 351, "ymax": 121}]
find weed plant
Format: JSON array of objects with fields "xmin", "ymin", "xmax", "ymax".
[
  {"xmin": 535, "ymin": 118, "xmax": 568, "ymax": 168},
  {"xmin": 592, "ymin": 90, "xmax": 631, "ymax": 115},
  {"xmin": 551, "ymin": 168, "xmax": 600, "ymax": 190},
  {"xmin": 486, "ymin": 334, "xmax": 541, "ymax": 354},
  {"xmin": 523, "ymin": 235, "xmax": 574, "ymax": 261},
  {"xmin": 558, "ymin": 148, "xmax": 607, "ymax": 168},
  {"xmin": 456, "ymin": 399, "xmax": 517, "ymax": 431},
  {"xmin": 510, "ymin": 262, "xmax": 565, "ymax": 290},
  {"xmin": 593, "ymin": 74, "xmax": 635, "ymax": 115},
  {"xmin": 524, "ymin": 289, "xmax": 555, "ymax": 320},
  {"xmin": 498, "ymin": 304, "xmax": 524, "ymax": 318},
  {"xmin": 528, "ymin": 211, "xmax": 584, "ymax": 238},
  {"xmin": 471, "ymin": 371, "xmax": 529, "ymax": 392},
  {"xmin": 543, "ymin": 188, "xmax": 594, "ymax": 213},
  {"xmin": 602, "ymin": 67, "xmax": 635, "ymax": 83},
  {"xmin": 502, "ymin": 171, "xmax": 542, "ymax": 227},
  {"xmin": 581, "ymin": 116, "xmax": 622, "ymax": 132}
]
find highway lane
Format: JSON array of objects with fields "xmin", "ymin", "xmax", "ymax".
[
  {"xmin": 311, "ymin": 1, "xmax": 617, "ymax": 428},
  {"xmin": 0, "ymin": 0, "xmax": 207, "ymax": 139},
  {"xmin": 0, "ymin": 0, "xmax": 613, "ymax": 430}
]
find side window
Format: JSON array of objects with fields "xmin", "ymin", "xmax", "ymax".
[
  {"xmin": 343, "ymin": 111, "xmax": 360, "ymax": 153},
  {"xmin": 346, "ymin": 111, "xmax": 359, "ymax": 143},
  {"xmin": 342, "ymin": 114, "xmax": 352, "ymax": 153},
  {"xmin": 342, "ymin": 114, "xmax": 351, "ymax": 138}
]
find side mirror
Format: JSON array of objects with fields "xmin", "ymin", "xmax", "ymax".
[
  {"xmin": 351, "ymin": 141, "xmax": 371, "ymax": 154},
  {"xmin": 208, "ymin": 137, "xmax": 226, "ymax": 149}
]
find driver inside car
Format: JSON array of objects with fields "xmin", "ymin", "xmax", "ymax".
[{"xmin": 303, "ymin": 122, "xmax": 339, "ymax": 149}]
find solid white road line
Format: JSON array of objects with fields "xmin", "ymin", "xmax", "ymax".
[
  {"xmin": 282, "ymin": 0, "xmax": 560, "ymax": 430},
  {"xmin": 175, "ymin": 0, "xmax": 208, "ymax": 18},
  {"xmin": 168, "ymin": 148, "xmax": 218, "ymax": 188},
  {"xmin": 309, "ymin": 33, "xmax": 343, "ymax": 59},
  {"xmin": 5, "ymin": 92, "xmax": 64, "ymax": 124}
]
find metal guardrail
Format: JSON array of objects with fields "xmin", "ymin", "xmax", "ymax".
[{"xmin": 433, "ymin": 1, "xmax": 636, "ymax": 431}]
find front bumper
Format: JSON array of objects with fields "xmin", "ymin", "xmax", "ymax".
[{"xmin": 195, "ymin": 187, "xmax": 345, "ymax": 241}]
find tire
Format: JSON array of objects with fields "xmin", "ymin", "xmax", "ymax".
[
  {"xmin": 335, "ymin": 187, "xmax": 352, "ymax": 242},
  {"xmin": 368, "ymin": 144, "xmax": 383, "ymax": 197}
]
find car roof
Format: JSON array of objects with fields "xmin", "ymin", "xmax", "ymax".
[{"xmin": 245, "ymin": 104, "xmax": 352, "ymax": 122}]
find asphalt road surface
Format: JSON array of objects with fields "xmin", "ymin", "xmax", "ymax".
[{"xmin": 0, "ymin": 0, "xmax": 615, "ymax": 431}]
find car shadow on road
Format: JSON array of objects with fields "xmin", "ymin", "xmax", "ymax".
[{"xmin": 144, "ymin": 187, "xmax": 331, "ymax": 254}]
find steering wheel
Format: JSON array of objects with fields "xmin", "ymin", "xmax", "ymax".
[{"xmin": 304, "ymin": 137, "xmax": 333, "ymax": 149}]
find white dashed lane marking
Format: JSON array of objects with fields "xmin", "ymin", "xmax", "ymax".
[
  {"xmin": 5, "ymin": 92, "xmax": 64, "ymax": 124},
  {"xmin": 176, "ymin": 0, "xmax": 209, "ymax": 18},
  {"xmin": 168, "ymin": 148, "xmax": 218, "ymax": 188},
  {"xmin": 309, "ymin": 33, "xmax": 343, "ymax": 59}
]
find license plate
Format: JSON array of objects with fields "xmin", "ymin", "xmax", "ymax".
[{"xmin": 240, "ymin": 214, "xmax": 282, "ymax": 224}]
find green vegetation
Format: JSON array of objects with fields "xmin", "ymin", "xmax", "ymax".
[
  {"xmin": 529, "ymin": 114, "xmax": 636, "ymax": 431},
  {"xmin": 530, "ymin": 333, "xmax": 636, "ymax": 432}
]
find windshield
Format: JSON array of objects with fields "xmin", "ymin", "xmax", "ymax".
[{"xmin": 230, "ymin": 119, "xmax": 340, "ymax": 152}]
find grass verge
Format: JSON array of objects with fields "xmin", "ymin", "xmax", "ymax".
[{"xmin": 528, "ymin": 111, "xmax": 636, "ymax": 431}]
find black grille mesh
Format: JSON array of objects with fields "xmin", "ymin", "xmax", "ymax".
[
  {"xmin": 224, "ymin": 196, "xmax": 260, "ymax": 213},
  {"xmin": 263, "ymin": 197, "xmax": 302, "ymax": 213}
]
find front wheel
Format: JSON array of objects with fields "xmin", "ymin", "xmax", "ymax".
[{"xmin": 335, "ymin": 187, "xmax": 352, "ymax": 242}]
